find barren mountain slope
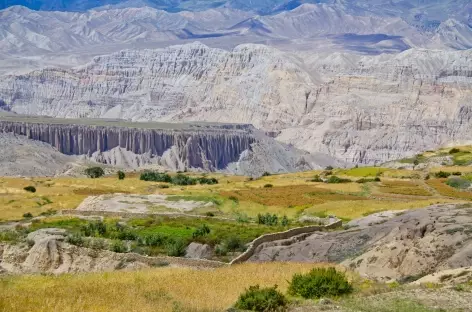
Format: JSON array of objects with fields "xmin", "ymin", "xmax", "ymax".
[
  {"xmin": 0, "ymin": 132, "xmax": 75, "ymax": 176},
  {"xmin": 1, "ymin": 43, "xmax": 472, "ymax": 164}
]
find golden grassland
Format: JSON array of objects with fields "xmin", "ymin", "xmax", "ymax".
[
  {"xmin": 0, "ymin": 166, "xmax": 470, "ymax": 221},
  {"xmin": 377, "ymin": 180, "xmax": 432, "ymax": 196},
  {"xmin": 302, "ymin": 198, "xmax": 459, "ymax": 220},
  {"xmin": 0, "ymin": 263, "xmax": 335, "ymax": 312},
  {"xmin": 426, "ymin": 179, "xmax": 472, "ymax": 200}
]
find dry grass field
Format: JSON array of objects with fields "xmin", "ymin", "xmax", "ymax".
[{"xmin": 0, "ymin": 262, "xmax": 329, "ymax": 312}]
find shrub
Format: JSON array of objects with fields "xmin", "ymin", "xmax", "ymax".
[
  {"xmin": 224, "ymin": 236, "xmax": 244, "ymax": 252},
  {"xmin": 205, "ymin": 212, "xmax": 215, "ymax": 217},
  {"xmin": 66, "ymin": 233, "xmax": 85, "ymax": 247},
  {"xmin": 85, "ymin": 167, "xmax": 105, "ymax": 179},
  {"xmin": 356, "ymin": 178, "xmax": 375, "ymax": 183},
  {"xmin": 234, "ymin": 285, "xmax": 288, "ymax": 312},
  {"xmin": 110, "ymin": 240, "xmax": 127, "ymax": 253},
  {"xmin": 288, "ymin": 267, "xmax": 353, "ymax": 299},
  {"xmin": 435, "ymin": 171, "xmax": 452, "ymax": 178},
  {"xmin": 257, "ymin": 213, "xmax": 278, "ymax": 226},
  {"xmin": 158, "ymin": 184, "xmax": 170, "ymax": 189},
  {"xmin": 262, "ymin": 172, "xmax": 271, "ymax": 177},
  {"xmin": 424, "ymin": 174, "xmax": 430, "ymax": 180},
  {"xmin": 310, "ymin": 175, "xmax": 323, "ymax": 182},
  {"xmin": 446, "ymin": 177, "xmax": 471, "ymax": 190},
  {"xmin": 374, "ymin": 177, "xmax": 381, "ymax": 182},
  {"xmin": 449, "ymin": 148, "xmax": 461, "ymax": 154},
  {"xmin": 326, "ymin": 176, "xmax": 351, "ymax": 184},
  {"xmin": 325, "ymin": 166, "xmax": 334, "ymax": 170},
  {"xmin": 140, "ymin": 233, "xmax": 167, "ymax": 247},
  {"xmin": 281, "ymin": 215, "xmax": 289, "ymax": 227},
  {"xmin": 197, "ymin": 177, "xmax": 219, "ymax": 185},
  {"xmin": 23, "ymin": 212, "xmax": 33, "ymax": 219},
  {"xmin": 23, "ymin": 186, "xmax": 36, "ymax": 193},
  {"xmin": 140, "ymin": 171, "xmax": 172, "ymax": 183},
  {"xmin": 81, "ymin": 221, "xmax": 107, "ymax": 237},
  {"xmin": 171, "ymin": 174, "xmax": 197, "ymax": 186},
  {"xmin": 165, "ymin": 238, "xmax": 187, "ymax": 257},
  {"xmin": 117, "ymin": 171, "xmax": 125, "ymax": 180},
  {"xmin": 452, "ymin": 172, "xmax": 462, "ymax": 176},
  {"xmin": 264, "ymin": 184, "xmax": 273, "ymax": 188},
  {"xmin": 192, "ymin": 224, "xmax": 211, "ymax": 238}
]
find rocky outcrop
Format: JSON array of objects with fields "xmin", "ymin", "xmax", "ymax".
[
  {"xmin": 0, "ymin": 118, "xmax": 255, "ymax": 171},
  {"xmin": 0, "ymin": 228, "xmax": 225, "ymax": 274},
  {"xmin": 248, "ymin": 204, "xmax": 472, "ymax": 282}
]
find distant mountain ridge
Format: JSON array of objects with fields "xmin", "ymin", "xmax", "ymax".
[{"xmin": 1, "ymin": 0, "xmax": 470, "ymax": 26}]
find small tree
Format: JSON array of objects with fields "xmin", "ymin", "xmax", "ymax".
[
  {"xmin": 85, "ymin": 167, "xmax": 105, "ymax": 179},
  {"xmin": 117, "ymin": 171, "xmax": 125, "ymax": 180},
  {"xmin": 23, "ymin": 186, "xmax": 36, "ymax": 193}
]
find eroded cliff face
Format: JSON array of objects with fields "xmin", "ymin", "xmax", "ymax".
[
  {"xmin": 0, "ymin": 119, "xmax": 255, "ymax": 171},
  {"xmin": 1, "ymin": 43, "xmax": 472, "ymax": 164}
]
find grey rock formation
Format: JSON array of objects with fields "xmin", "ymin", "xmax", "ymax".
[
  {"xmin": 185, "ymin": 242, "xmax": 213, "ymax": 259},
  {"xmin": 249, "ymin": 204, "xmax": 472, "ymax": 282},
  {"xmin": 0, "ymin": 118, "xmax": 255, "ymax": 171}
]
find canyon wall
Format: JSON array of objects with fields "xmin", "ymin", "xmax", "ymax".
[{"xmin": 0, "ymin": 119, "xmax": 255, "ymax": 171}]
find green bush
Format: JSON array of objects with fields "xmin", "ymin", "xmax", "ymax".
[
  {"xmin": 224, "ymin": 236, "xmax": 244, "ymax": 252},
  {"xmin": 196, "ymin": 177, "xmax": 219, "ymax": 185},
  {"xmin": 192, "ymin": 224, "xmax": 211, "ymax": 238},
  {"xmin": 374, "ymin": 177, "xmax": 381, "ymax": 182},
  {"xmin": 452, "ymin": 172, "xmax": 462, "ymax": 176},
  {"xmin": 171, "ymin": 174, "xmax": 197, "ymax": 186},
  {"xmin": 165, "ymin": 238, "xmax": 187, "ymax": 257},
  {"xmin": 288, "ymin": 267, "xmax": 353, "ymax": 299},
  {"xmin": 326, "ymin": 176, "xmax": 352, "ymax": 184},
  {"xmin": 310, "ymin": 175, "xmax": 323, "ymax": 182},
  {"xmin": 110, "ymin": 240, "xmax": 127, "ymax": 253},
  {"xmin": 117, "ymin": 171, "xmax": 125, "ymax": 180},
  {"xmin": 85, "ymin": 167, "xmax": 105, "ymax": 179},
  {"xmin": 257, "ymin": 213, "xmax": 278, "ymax": 226},
  {"xmin": 140, "ymin": 171, "xmax": 172, "ymax": 183},
  {"xmin": 449, "ymin": 148, "xmax": 461, "ymax": 154},
  {"xmin": 264, "ymin": 184, "xmax": 273, "ymax": 188},
  {"xmin": 139, "ymin": 233, "xmax": 167, "ymax": 247},
  {"xmin": 435, "ymin": 171, "xmax": 452, "ymax": 178},
  {"xmin": 66, "ymin": 233, "xmax": 85, "ymax": 247},
  {"xmin": 23, "ymin": 186, "xmax": 36, "ymax": 193},
  {"xmin": 446, "ymin": 177, "xmax": 471, "ymax": 189},
  {"xmin": 23, "ymin": 212, "xmax": 33, "ymax": 218},
  {"xmin": 281, "ymin": 215, "xmax": 290, "ymax": 227},
  {"xmin": 325, "ymin": 166, "xmax": 334, "ymax": 170},
  {"xmin": 262, "ymin": 172, "xmax": 271, "ymax": 177},
  {"xmin": 356, "ymin": 178, "xmax": 375, "ymax": 183},
  {"xmin": 234, "ymin": 285, "xmax": 287, "ymax": 312}
]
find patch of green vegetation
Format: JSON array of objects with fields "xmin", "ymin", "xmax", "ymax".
[
  {"xmin": 0, "ymin": 230, "xmax": 23, "ymax": 243},
  {"xmin": 31, "ymin": 216, "xmax": 286, "ymax": 257},
  {"xmin": 452, "ymin": 151, "xmax": 472, "ymax": 166},
  {"xmin": 85, "ymin": 167, "xmax": 105, "ymax": 179},
  {"xmin": 446, "ymin": 177, "xmax": 471, "ymax": 189}
]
